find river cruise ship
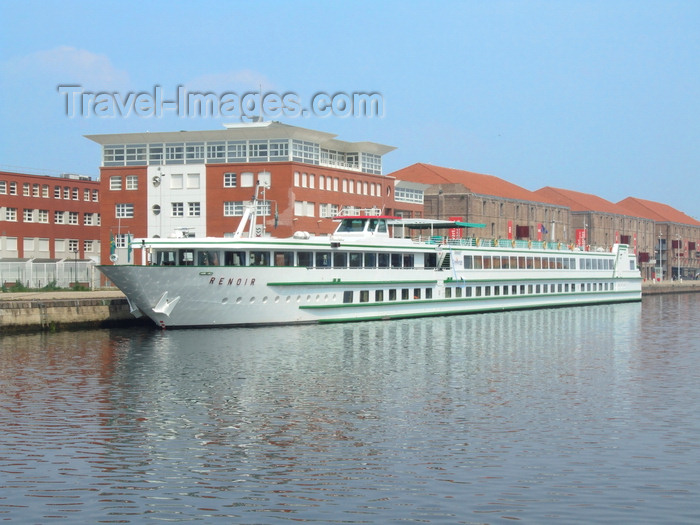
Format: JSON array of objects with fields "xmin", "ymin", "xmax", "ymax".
[{"xmin": 99, "ymin": 207, "xmax": 642, "ymax": 329}]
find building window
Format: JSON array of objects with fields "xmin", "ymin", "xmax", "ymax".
[
  {"xmin": 126, "ymin": 175, "xmax": 139, "ymax": 190},
  {"xmin": 224, "ymin": 201, "xmax": 244, "ymax": 216},
  {"xmin": 185, "ymin": 143, "xmax": 204, "ymax": 163},
  {"xmin": 188, "ymin": 202, "xmax": 201, "ymax": 217},
  {"xmin": 72, "ymin": 188, "xmax": 79, "ymax": 200},
  {"xmin": 240, "ymin": 172, "xmax": 254, "ymax": 187},
  {"xmin": 63, "ymin": 187, "xmax": 70, "ymax": 199},
  {"xmin": 92, "ymin": 189, "xmax": 99, "ymax": 202},
  {"xmin": 83, "ymin": 189, "xmax": 91, "ymax": 200},
  {"xmin": 68, "ymin": 239, "xmax": 79, "ymax": 252},
  {"xmin": 84, "ymin": 240, "xmax": 94, "ymax": 253},
  {"xmin": 149, "ymin": 144, "xmax": 163, "ymax": 164},
  {"xmin": 10, "ymin": 182, "xmax": 17, "ymax": 195},
  {"xmin": 23, "ymin": 209, "xmax": 34, "ymax": 222},
  {"xmin": 269, "ymin": 139, "xmax": 289, "ymax": 160},
  {"xmin": 84, "ymin": 213, "xmax": 94, "ymax": 226},
  {"xmin": 115, "ymin": 234, "xmax": 129, "ymax": 249},
  {"xmin": 395, "ymin": 187, "xmax": 424, "ymax": 204},
  {"xmin": 172, "ymin": 202, "xmax": 184, "ymax": 217},
  {"xmin": 54, "ymin": 211, "xmax": 65, "ymax": 224},
  {"xmin": 170, "ymin": 173, "xmax": 183, "ymax": 189},
  {"xmin": 165, "ymin": 143, "xmax": 184, "ymax": 164},
  {"xmin": 0, "ymin": 181, "xmax": 6, "ymax": 194},
  {"xmin": 68, "ymin": 212, "xmax": 79, "ymax": 224},
  {"xmin": 23, "ymin": 183, "xmax": 30, "ymax": 196},
  {"xmin": 207, "ymin": 142, "xmax": 226, "ymax": 163},
  {"xmin": 227, "ymin": 141, "xmax": 246, "ymax": 162},
  {"xmin": 104, "ymin": 145, "xmax": 125, "ymax": 166},
  {"xmin": 54, "ymin": 186, "xmax": 61, "ymax": 198},
  {"xmin": 125, "ymin": 144, "xmax": 147, "ymax": 165},
  {"xmin": 248, "ymin": 141, "xmax": 268, "ymax": 160},
  {"xmin": 319, "ymin": 203, "xmax": 340, "ymax": 218},
  {"xmin": 42, "ymin": 185, "xmax": 49, "ymax": 198},
  {"xmin": 110, "ymin": 176, "xmax": 122, "ymax": 190},
  {"xmin": 38, "ymin": 210, "xmax": 49, "ymax": 223},
  {"xmin": 361, "ymin": 152, "xmax": 381, "ymax": 174},
  {"xmin": 224, "ymin": 172, "xmax": 237, "ymax": 187},
  {"xmin": 294, "ymin": 200, "xmax": 315, "ymax": 217},
  {"xmin": 115, "ymin": 204, "xmax": 134, "ymax": 218},
  {"xmin": 186, "ymin": 173, "xmax": 200, "ymax": 189},
  {"xmin": 258, "ymin": 171, "xmax": 271, "ymax": 188},
  {"xmin": 5, "ymin": 208, "xmax": 17, "ymax": 221}
]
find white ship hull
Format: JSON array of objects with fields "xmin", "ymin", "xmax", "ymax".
[{"xmin": 99, "ymin": 221, "xmax": 642, "ymax": 329}]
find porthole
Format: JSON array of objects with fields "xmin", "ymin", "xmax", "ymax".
[{"xmin": 152, "ymin": 204, "xmax": 161, "ymax": 215}]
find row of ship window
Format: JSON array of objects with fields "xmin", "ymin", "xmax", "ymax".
[
  {"xmin": 464, "ymin": 254, "xmax": 613, "ymax": 271},
  {"xmin": 154, "ymin": 248, "xmax": 614, "ymax": 271},
  {"xmin": 342, "ymin": 281, "xmax": 616, "ymax": 304}
]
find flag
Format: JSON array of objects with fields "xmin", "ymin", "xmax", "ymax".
[
  {"xmin": 127, "ymin": 234, "xmax": 133, "ymax": 262},
  {"xmin": 110, "ymin": 233, "xmax": 115, "ymax": 255}
]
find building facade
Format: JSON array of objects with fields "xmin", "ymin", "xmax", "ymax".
[
  {"xmin": 619, "ymin": 197, "xmax": 700, "ymax": 280},
  {"xmin": 534, "ymin": 187, "xmax": 657, "ymax": 280},
  {"xmin": 0, "ymin": 171, "xmax": 101, "ymax": 287},
  {"xmin": 391, "ymin": 164, "xmax": 571, "ymax": 243},
  {"xmin": 86, "ymin": 122, "xmax": 423, "ymax": 268}
]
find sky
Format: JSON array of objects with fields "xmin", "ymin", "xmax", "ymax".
[{"xmin": 1, "ymin": 0, "xmax": 698, "ymax": 219}]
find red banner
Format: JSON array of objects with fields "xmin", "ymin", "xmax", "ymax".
[
  {"xmin": 576, "ymin": 229, "xmax": 587, "ymax": 247},
  {"xmin": 449, "ymin": 216, "xmax": 462, "ymax": 239}
]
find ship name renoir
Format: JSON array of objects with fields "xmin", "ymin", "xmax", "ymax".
[{"xmin": 208, "ymin": 276, "xmax": 256, "ymax": 286}]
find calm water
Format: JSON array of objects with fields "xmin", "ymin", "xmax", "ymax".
[{"xmin": 1, "ymin": 294, "xmax": 699, "ymax": 524}]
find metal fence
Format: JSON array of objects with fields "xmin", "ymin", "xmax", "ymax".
[{"xmin": 0, "ymin": 259, "xmax": 100, "ymax": 290}]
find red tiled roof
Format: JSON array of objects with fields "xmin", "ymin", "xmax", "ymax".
[
  {"xmin": 617, "ymin": 197, "xmax": 700, "ymax": 226},
  {"xmin": 389, "ymin": 163, "xmax": 543, "ymax": 202},
  {"xmin": 534, "ymin": 186, "xmax": 632, "ymax": 215}
]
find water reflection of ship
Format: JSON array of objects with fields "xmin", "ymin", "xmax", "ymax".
[{"xmin": 110, "ymin": 304, "xmax": 641, "ymax": 463}]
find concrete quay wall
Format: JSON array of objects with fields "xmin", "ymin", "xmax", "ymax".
[
  {"xmin": 0, "ymin": 291, "xmax": 146, "ymax": 334},
  {"xmin": 641, "ymin": 280, "xmax": 700, "ymax": 295}
]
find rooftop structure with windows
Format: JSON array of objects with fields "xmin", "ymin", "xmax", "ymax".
[{"xmin": 85, "ymin": 121, "xmax": 395, "ymax": 175}]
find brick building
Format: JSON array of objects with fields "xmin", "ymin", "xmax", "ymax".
[
  {"xmin": 0, "ymin": 171, "xmax": 101, "ymax": 287},
  {"xmin": 85, "ymin": 122, "xmax": 423, "ymax": 268},
  {"xmin": 389, "ymin": 163, "xmax": 571, "ymax": 243},
  {"xmin": 533, "ymin": 187, "xmax": 657, "ymax": 279},
  {"xmin": 618, "ymin": 197, "xmax": 700, "ymax": 280}
]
